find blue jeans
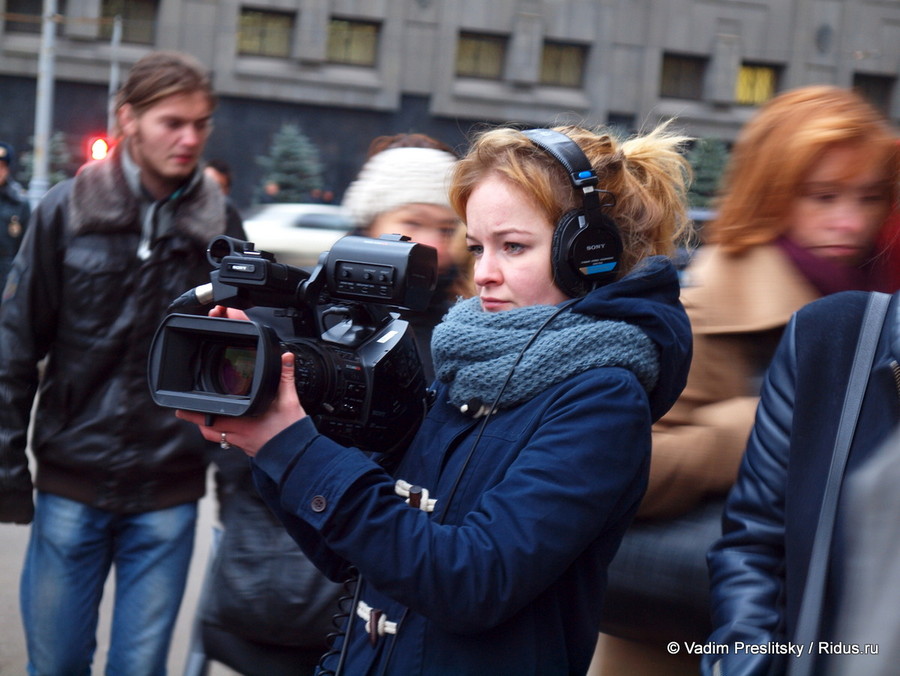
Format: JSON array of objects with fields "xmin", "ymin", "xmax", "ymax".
[{"xmin": 20, "ymin": 492, "xmax": 198, "ymax": 676}]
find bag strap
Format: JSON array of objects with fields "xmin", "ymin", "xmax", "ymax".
[{"xmin": 789, "ymin": 291, "xmax": 891, "ymax": 676}]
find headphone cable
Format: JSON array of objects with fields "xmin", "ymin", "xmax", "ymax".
[{"xmin": 437, "ymin": 298, "xmax": 578, "ymax": 524}]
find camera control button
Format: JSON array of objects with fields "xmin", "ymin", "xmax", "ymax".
[{"xmin": 310, "ymin": 495, "xmax": 327, "ymax": 512}]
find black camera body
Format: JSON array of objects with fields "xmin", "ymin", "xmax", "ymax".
[{"xmin": 148, "ymin": 234, "xmax": 437, "ymax": 456}]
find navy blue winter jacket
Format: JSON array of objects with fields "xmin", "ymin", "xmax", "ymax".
[
  {"xmin": 252, "ymin": 256, "xmax": 692, "ymax": 675},
  {"xmin": 705, "ymin": 291, "xmax": 900, "ymax": 675}
]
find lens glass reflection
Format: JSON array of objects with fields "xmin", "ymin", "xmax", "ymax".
[{"xmin": 213, "ymin": 345, "xmax": 257, "ymax": 396}]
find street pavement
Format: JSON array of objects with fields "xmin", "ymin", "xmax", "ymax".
[{"xmin": 0, "ymin": 469, "xmax": 237, "ymax": 675}]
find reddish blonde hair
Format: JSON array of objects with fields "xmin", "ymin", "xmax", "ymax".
[
  {"xmin": 449, "ymin": 124, "xmax": 692, "ymax": 277},
  {"xmin": 709, "ymin": 85, "xmax": 899, "ymax": 254}
]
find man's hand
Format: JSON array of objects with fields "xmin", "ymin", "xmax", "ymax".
[{"xmin": 0, "ymin": 490, "xmax": 35, "ymax": 524}]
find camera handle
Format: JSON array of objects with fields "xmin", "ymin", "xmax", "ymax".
[{"xmin": 318, "ymin": 304, "xmax": 393, "ymax": 348}]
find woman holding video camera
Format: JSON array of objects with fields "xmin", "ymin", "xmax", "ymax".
[{"xmin": 178, "ymin": 123, "xmax": 693, "ymax": 675}]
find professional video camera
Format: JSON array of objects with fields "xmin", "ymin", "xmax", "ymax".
[{"xmin": 148, "ymin": 234, "xmax": 437, "ymax": 457}]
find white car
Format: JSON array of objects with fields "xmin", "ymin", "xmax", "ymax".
[{"xmin": 241, "ymin": 203, "xmax": 355, "ymax": 269}]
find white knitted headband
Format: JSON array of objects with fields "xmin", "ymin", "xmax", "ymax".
[{"xmin": 341, "ymin": 147, "xmax": 458, "ymax": 228}]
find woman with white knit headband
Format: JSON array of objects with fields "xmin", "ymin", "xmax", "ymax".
[{"xmin": 341, "ymin": 142, "xmax": 474, "ymax": 380}]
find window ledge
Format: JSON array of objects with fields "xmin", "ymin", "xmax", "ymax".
[{"xmin": 452, "ymin": 77, "xmax": 590, "ymax": 108}]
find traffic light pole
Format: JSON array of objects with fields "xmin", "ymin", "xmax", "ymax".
[
  {"xmin": 107, "ymin": 15, "xmax": 122, "ymax": 137},
  {"xmin": 27, "ymin": 0, "xmax": 57, "ymax": 210}
]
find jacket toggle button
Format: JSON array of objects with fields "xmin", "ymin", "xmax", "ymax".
[
  {"xmin": 394, "ymin": 479, "xmax": 436, "ymax": 512},
  {"xmin": 310, "ymin": 495, "xmax": 327, "ymax": 512},
  {"xmin": 368, "ymin": 608, "xmax": 383, "ymax": 646},
  {"xmin": 357, "ymin": 600, "xmax": 398, "ymax": 645}
]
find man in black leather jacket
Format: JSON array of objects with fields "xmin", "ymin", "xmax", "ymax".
[{"xmin": 0, "ymin": 51, "xmax": 243, "ymax": 675}]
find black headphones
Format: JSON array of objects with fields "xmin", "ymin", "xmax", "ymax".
[{"xmin": 522, "ymin": 128, "xmax": 623, "ymax": 297}]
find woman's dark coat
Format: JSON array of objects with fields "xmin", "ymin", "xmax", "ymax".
[
  {"xmin": 705, "ymin": 291, "xmax": 900, "ymax": 675},
  {"xmin": 251, "ymin": 257, "xmax": 692, "ymax": 675}
]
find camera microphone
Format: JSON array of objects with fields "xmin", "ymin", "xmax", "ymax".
[{"xmin": 168, "ymin": 283, "xmax": 214, "ymax": 312}]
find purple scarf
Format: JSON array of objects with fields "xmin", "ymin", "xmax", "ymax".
[{"xmin": 776, "ymin": 236, "xmax": 892, "ymax": 296}]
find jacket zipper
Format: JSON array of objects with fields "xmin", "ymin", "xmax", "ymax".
[{"xmin": 891, "ymin": 360, "xmax": 900, "ymax": 400}]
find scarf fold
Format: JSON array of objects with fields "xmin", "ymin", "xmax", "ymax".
[
  {"xmin": 777, "ymin": 236, "xmax": 892, "ymax": 296},
  {"xmin": 431, "ymin": 297, "xmax": 659, "ymax": 412}
]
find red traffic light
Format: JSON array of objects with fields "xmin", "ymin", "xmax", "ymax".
[{"xmin": 86, "ymin": 136, "xmax": 111, "ymax": 161}]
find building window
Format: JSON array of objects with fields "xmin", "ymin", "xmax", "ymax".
[
  {"xmin": 735, "ymin": 64, "xmax": 779, "ymax": 105},
  {"xmin": 660, "ymin": 54, "xmax": 707, "ymax": 100},
  {"xmin": 100, "ymin": 0, "xmax": 158, "ymax": 45},
  {"xmin": 456, "ymin": 32, "xmax": 507, "ymax": 80},
  {"xmin": 237, "ymin": 9, "xmax": 294, "ymax": 57},
  {"xmin": 5, "ymin": 0, "xmax": 68, "ymax": 34},
  {"xmin": 540, "ymin": 42, "xmax": 587, "ymax": 88},
  {"xmin": 327, "ymin": 19, "xmax": 379, "ymax": 66},
  {"xmin": 854, "ymin": 73, "xmax": 894, "ymax": 116}
]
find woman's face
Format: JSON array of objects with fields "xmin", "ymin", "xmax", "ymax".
[
  {"xmin": 368, "ymin": 203, "xmax": 461, "ymax": 273},
  {"xmin": 786, "ymin": 145, "xmax": 893, "ymax": 265},
  {"xmin": 465, "ymin": 173, "xmax": 570, "ymax": 312}
]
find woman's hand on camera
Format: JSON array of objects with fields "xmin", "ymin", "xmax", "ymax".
[
  {"xmin": 209, "ymin": 305, "xmax": 249, "ymax": 321},
  {"xmin": 176, "ymin": 352, "xmax": 306, "ymax": 457}
]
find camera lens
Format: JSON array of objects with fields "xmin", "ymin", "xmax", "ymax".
[{"xmin": 206, "ymin": 344, "xmax": 257, "ymax": 396}]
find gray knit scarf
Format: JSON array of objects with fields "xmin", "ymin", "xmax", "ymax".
[{"xmin": 431, "ymin": 296, "xmax": 660, "ymax": 412}]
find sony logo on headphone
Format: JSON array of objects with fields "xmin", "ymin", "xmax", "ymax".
[{"xmin": 585, "ymin": 243, "xmax": 607, "ymax": 250}]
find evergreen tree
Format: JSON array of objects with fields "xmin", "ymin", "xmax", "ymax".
[
  {"xmin": 255, "ymin": 123, "xmax": 323, "ymax": 203},
  {"xmin": 16, "ymin": 131, "xmax": 75, "ymax": 188},
  {"xmin": 687, "ymin": 138, "xmax": 729, "ymax": 208}
]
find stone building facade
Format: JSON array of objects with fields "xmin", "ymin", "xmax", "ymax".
[{"xmin": 1, "ymin": 0, "xmax": 897, "ymax": 208}]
